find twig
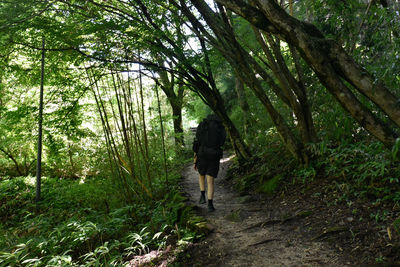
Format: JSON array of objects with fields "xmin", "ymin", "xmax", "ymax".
[
  {"xmin": 311, "ymin": 226, "xmax": 348, "ymax": 241},
  {"xmin": 248, "ymin": 238, "xmax": 281, "ymax": 247}
]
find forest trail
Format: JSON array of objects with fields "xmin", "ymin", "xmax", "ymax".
[{"xmin": 179, "ymin": 155, "xmax": 350, "ymax": 267}]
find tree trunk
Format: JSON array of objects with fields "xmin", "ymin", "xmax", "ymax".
[
  {"xmin": 134, "ymin": 0, "xmax": 251, "ymax": 162},
  {"xmin": 155, "ymin": 84, "xmax": 169, "ymax": 187},
  {"xmin": 216, "ymin": 0, "xmax": 399, "ymax": 148},
  {"xmin": 156, "ymin": 64, "xmax": 185, "ymax": 151},
  {"xmin": 253, "ymin": 29, "xmax": 317, "ymax": 143},
  {"xmin": 36, "ymin": 36, "xmax": 45, "ymax": 203},
  {"xmin": 189, "ymin": 0, "xmax": 308, "ymax": 162},
  {"xmin": 138, "ymin": 61, "xmax": 150, "ymax": 159},
  {"xmin": 68, "ymin": 143, "xmax": 75, "ymax": 176},
  {"xmin": 234, "ymin": 77, "xmax": 251, "ymax": 136},
  {"xmin": 204, "ymin": 84, "xmax": 252, "ymax": 162},
  {"xmin": 0, "ymin": 148, "xmax": 23, "ymax": 176},
  {"xmin": 171, "ymin": 99, "xmax": 185, "ymax": 149},
  {"xmin": 267, "ymin": 35, "xmax": 318, "ymax": 143}
]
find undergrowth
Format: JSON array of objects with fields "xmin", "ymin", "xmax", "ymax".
[
  {"xmin": 0, "ymin": 170, "xmax": 204, "ymax": 266},
  {"xmin": 228, "ymin": 140, "xmax": 296, "ymax": 195},
  {"xmin": 229, "ymin": 139, "xmax": 400, "ymax": 231},
  {"xmin": 228, "ymin": 139, "xmax": 400, "ymax": 264},
  {"xmin": 294, "ymin": 141, "xmax": 400, "ymax": 204},
  {"xmin": 231, "ymin": 140, "xmax": 400, "ymax": 205}
]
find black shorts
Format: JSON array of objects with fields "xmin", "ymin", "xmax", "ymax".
[{"xmin": 197, "ymin": 157, "xmax": 220, "ymax": 177}]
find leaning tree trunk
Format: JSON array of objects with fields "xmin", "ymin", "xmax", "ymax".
[
  {"xmin": 234, "ymin": 77, "xmax": 251, "ymax": 136},
  {"xmin": 201, "ymin": 82, "xmax": 252, "ymax": 162},
  {"xmin": 187, "ymin": 24, "xmax": 252, "ymax": 162},
  {"xmin": 133, "ymin": 0, "xmax": 251, "ymax": 162},
  {"xmin": 253, "ymin": 29, "xmax": 317, "ymax": 144},
  {"xmin": 193, "ymin": 82, "xmax": 251, "ymax": 162},
  {"xmin": 189, "ymin": 0, "xmax": 308, "ymax": 162},
  {"xmin": 0, "ymin": 148, "xmax": 24, "ymax": 176},
  {"xmin": 215, "ymin": 0, "xmax": 399, "ymax": 148},
  {"xmin": 233, "ymin": 59, "xmax": 307, "ymax": 162}
]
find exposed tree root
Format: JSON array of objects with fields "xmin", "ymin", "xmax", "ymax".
[
  {"xmin": 240, "ymin": 219, "xmax": 282, "ymax": 231},
  {"xmin": 248, "ymin": 238, "xmax": 281, "ymax": 247},
  {"xmin": 311, "ymin": 226, "xmax": 349, "ymax": 241}
]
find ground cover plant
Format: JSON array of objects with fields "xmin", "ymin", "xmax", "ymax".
[
  {"xmin": 1, "ymin": 0, "xmax": 400, "ymax": 265},
  {"xmin": 226, "ymin": 138, "xmax": 400, "ymax": 265},
  {"xmin": 0, "ymin": 168, "xmax": 204, "ymax": 266}
]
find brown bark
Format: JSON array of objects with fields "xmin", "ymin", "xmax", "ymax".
[
  {"xmin": 156, "ymin": 63, "xmax": 185, "ymax": 150},
  {"xmin": 193, "ymin": 23, "xmax": 252, "ymax": 161},
  {"xmin": 234, "ymin": 77, "xmax": 251, "ymax": 136},
  {"xmin": 195, "ymin": 56, "xmax": 252, "ymax": 162},
  {"xmin": 215, "ymin": 0, "xmax": 399, "ymax": 147},
  {"xmin": 268, "ymin": 36, "xmax": 318, "ymax": 142},
  {"xmin": 232, "ymin": 57, "xmax": 307, "ymax": 162},
  {"xmin": 329, "ymin": 42, "xmax": 400, "ymax": 128},
  {"xmin": 171, "ymin": 99, "xmax": 184, "ymax": 148},
  {"xmin": 205, "ymin": 85, "xmax": 252, "ymax": 162},
  {"xmin": 134, "ymin": 0, "xmax": 251, "ymax": 161},
  {"xmin": 253, "ymin": 29, "xmax": 317, "ymax": 143},
  {"xmin": 189, "ymin": 0, "xmax": 307, "ymax": 162}
]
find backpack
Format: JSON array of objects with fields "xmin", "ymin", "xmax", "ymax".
[{"xmin": 193, "ymin": 117, "xmax": 226, "ymax": 159}]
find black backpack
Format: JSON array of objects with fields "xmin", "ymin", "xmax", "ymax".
[{"xmin": 193, "ymin": 117, "xmax": 225, "ymax": 159}]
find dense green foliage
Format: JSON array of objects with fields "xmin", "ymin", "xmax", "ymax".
[
  {"xmin": 226, "ymin": 0, "xmax": 400, "ymax": 202},
  {"xmin": 1, "ymin": 0, "xmax": 400, "ymax": 265},
  {"xmin": 0, "ymin": 168, "xmax": 203, "ymax": 266}
]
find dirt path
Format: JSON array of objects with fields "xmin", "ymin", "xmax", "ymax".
[{"xmin": 179, "ymin": 155, "xmax": 351, "ymax": 267}]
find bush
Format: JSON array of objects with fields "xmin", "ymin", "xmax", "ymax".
[{"xmin": 0, "ymin": 173, "xmax": 201, "ymax": 266}]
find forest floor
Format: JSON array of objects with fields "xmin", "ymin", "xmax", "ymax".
[{"xmin": 174, "ymin": 154, "xmax": 400, "ymax": 266}]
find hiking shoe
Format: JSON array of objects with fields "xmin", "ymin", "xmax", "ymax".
[
  {"xmin": 208, "ymin": 204, "xmax": 215, "ymax": 212},
  {"xmin": 199, "ymin": 194, "xmax": 206, "ymax": 204}
]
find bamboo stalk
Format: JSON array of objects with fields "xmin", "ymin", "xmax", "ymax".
[
  {"xmin": 155, "ymin": 83, "xmax": 169, "ymax": 187},
  {"xmin": 90, "ymin": 69, "xmax": 136, "ymax": 201},
  {"xmin": 138, "ymin": 54, "xmax": 149, "ymax": 159}
]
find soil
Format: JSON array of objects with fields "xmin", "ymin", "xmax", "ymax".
[{"xmin": 175, "ymin": 154, "xmax": 400, "ymax": 267}]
